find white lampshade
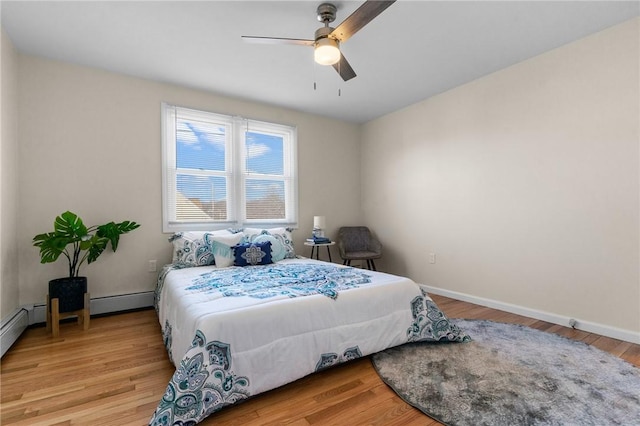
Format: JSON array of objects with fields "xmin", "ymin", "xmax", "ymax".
[
  {"xmin": 313, "ymin": 216, "xmax": 326, "ymax": 229},
  {"xmin": 314, "ymin": 38, "xmax": 340, "ymax": 65}
]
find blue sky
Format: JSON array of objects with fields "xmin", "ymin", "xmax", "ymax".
[{"xmin": 176, "ymin": 118, "xmax": 284, "ymax": 202}]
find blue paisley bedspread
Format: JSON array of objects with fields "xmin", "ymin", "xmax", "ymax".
[
  {"xmin": 184, "ymin": 263, "xmax": 373, "ymax": 300},
  {"xmin": 150, "ymin": 258, "xmax": 468, "ymax": 425}
]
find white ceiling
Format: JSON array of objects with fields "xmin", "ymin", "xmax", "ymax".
[{"xmin": 2, "ymin": 1, "xmax": 638, "ymax": 123}]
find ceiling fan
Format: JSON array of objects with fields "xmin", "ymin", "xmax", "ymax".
[{"xmin": 241, "ymin": 1, "xmax": 396, "ymax": 82}]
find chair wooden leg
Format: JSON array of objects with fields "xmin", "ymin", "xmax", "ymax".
[
  {"xmin": 370, "ymin": 259, "xmax": 377, "ymax": 271},
  {"xmin": 51, "ymin": 298, "xmax": 60, "ymax": 338}
]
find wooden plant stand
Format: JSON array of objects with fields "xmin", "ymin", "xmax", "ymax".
[{"xmin": 46, "ymin": 293, "xmax": 90, "ymax": 337}]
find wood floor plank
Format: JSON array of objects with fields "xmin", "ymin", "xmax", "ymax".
[
  {"xmin": 2, "ymin": 296, "xmax": 638, "ymax": 426},
  {"xmin": 620, "ymin": 342, "xmax": 640, "ymax": 365}
]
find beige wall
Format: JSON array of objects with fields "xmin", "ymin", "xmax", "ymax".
[
  {"xmin": 7, "ymin": 18, "xmax": 639, "ymax": 340},
  {"xmin": 17, "ymin": 56, "xmax": 361, "ymax": 305},
  {"xmin": 1, "ymin": 29, "xmax": 20, "ymax": 322},
  {"xmin": 361, "ymin": 18, "xmax": 639, "ymax": 334}
]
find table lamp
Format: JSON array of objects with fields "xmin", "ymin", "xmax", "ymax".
[{"xmin": 313, "ymin": 216, "xmax": 326, "ymax": 238}]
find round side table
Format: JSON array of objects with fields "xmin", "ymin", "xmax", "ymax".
[{"xmin": 304, "ymin": 241, "xmax": 336, "ymax": 262}]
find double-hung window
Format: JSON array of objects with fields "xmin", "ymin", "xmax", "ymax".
[{"xmin": 162, "ymin": 103, "xmax": 298, "ymax": 232}]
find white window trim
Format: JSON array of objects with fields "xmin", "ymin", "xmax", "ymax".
[{"xmin": 162, "ymin": 103, "xmax": 298, "ymax": 233}]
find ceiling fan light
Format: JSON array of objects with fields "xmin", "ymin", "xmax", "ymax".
[{"xmin": 314, "ymin": 38, "xmax": 340, "ymax": 65}]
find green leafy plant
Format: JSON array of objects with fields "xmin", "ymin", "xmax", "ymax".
[{"xmin": 33, "ymin": 211, "xmax": 140, "ymax": 277}]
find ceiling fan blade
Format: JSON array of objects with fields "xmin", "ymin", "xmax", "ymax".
[
  {"xmin": 241, "ymin": 36, "xmax": 314, "ymax": 46},
  {"xmin": 332, "ymin": 53, "xmax": 356, "ymax": 82},
  {"xmin": 330, "ymin": 0, "xmax": 396, "ymax": 43}
]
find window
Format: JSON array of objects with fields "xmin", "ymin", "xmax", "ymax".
[{"xmin": 162, "ymin": 103, "xmax": 297, "ymax": 232}]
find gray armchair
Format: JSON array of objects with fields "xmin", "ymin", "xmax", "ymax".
[{"xmin": 337, "ymin": 226, "xmax": 382, "ymax": 271}]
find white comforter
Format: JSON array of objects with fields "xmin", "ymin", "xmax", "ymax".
[{"xmin": 150, "ymin": 259, "xmax": 467, "ymax": 425}]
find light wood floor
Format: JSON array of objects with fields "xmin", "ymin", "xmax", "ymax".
[{"xmin": 1, "ymin": 294, "xmax": 639, "ymax": 425}]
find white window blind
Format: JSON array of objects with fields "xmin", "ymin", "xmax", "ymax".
[{"xmin": 162, "ymin": 103, "xmax": 298, "ymax": 232}]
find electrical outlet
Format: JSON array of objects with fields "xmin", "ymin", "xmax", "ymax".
[
  {"xmin": 429, "ymin": 253, "xmax": 436, "ymax": 264},
  {"xmin": 148, "ymin": 260, "xmax": 157, "ymax": 273}
]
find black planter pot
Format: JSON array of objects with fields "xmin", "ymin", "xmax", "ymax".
[{"xmin": 49, "ymin": 277, "xmax": 87, "ymax": 313}]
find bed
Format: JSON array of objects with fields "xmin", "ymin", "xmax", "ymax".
[{"xmin": 149, "ymin": 229, "xmax": 468, "ymax": 425}]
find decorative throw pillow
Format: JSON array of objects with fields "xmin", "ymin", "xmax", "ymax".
[
  {"xmin": 233, "ymin": 241, "xmax": 273, "ymax": 266},
  {"xmin": 242, "ymin": 227, "xmax": 295, "ymax": 259},
  {"xmin": 206, "ymin": 232, "xmax": 245, "ymax": 268},
  {"xmin": 168, "ymin": 230, "xmax": 233, "ymax": 267},
  {"xmin": 253, "ymin": 234, "xmax": 287, "ymax": 262}
]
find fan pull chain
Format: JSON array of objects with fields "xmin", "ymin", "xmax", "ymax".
[{"xmin": 313, "ymin": 58, "xmax": 317, "ymax": 91}]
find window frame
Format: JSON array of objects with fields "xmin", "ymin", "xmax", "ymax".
[{"xmin": 161, "ymin": 103, "xmax": 298, "ymax": 233}]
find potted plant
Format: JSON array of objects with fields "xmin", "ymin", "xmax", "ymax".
[{"xmin": 33, "ymin": 211, "xmax": 140, "ymax": 313}]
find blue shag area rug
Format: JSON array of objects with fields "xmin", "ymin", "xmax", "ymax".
[{"xmin": 371, "ymin": 319, "xmax": 640, "ymax": 426}]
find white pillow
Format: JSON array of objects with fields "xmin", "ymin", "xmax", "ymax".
[{"xmin": 207, "ymin": 232, "xmax": 245, "ymax": 268}]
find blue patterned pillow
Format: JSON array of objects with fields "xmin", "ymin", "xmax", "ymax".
[
  {"xmin": 233, "ymin": 241, "xmax": 273, "ymax": 266},
  {"xmin": 253, "ymin": 234, "xmax": 287, "ymax": 262},
  {"xmin": 241, "ymin": 227, "xmax": 295, "ymax": 259},
  {"xmin": 168, "ymin": 230, "xmax": 234, "ymax": 267}
]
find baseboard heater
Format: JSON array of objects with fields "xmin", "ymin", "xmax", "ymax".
[
  {"xmin": 28, "ymin": 291, "xmax": 156, "ymax": 325},
  {"xmin": 1, "ymin": 308, "xmax": 29, "ymax": 357},
  {"xmin": 1, "ymin": 291, "xmax": 155, "ymax": 357}
]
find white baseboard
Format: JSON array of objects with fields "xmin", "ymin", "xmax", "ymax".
[
  {"xmin": 1, "ymin": 308, "xmax": 29, "ymax": 357},
  {"xmin": 28, "ymin": 291, "xmax": 156, "ymax": 325},
  {"xmin": 420, "ymin": 284, "xmax": 640, "ymax": 345}
]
